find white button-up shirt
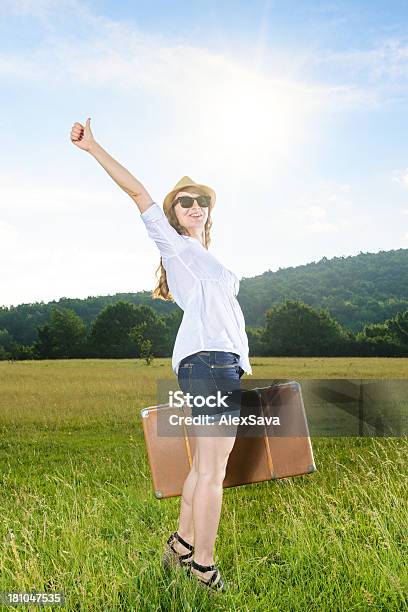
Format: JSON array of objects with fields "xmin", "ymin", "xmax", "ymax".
[{"xmin": 140, "ymin": 202, "xmax": 252, "ymax": 376}]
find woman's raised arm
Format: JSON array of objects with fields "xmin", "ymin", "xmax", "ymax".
[{"xmin": 70, "ymin": 118, "xmax": 154, "ymax": 213}]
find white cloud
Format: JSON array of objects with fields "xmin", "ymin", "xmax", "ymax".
[
  {"xmin": 0, "ymin": 2, "xmax": 380, "ymax": 210},
  {"xmin": 304, "ymin": 220, "xmax": 340, "ymax": 233},
  {"xmin": 0, "ymin": 0, "xmax": 81, "ymax": 18},
  {"xmin": 305, "ymin": 205, "xmax": 327, "ymax": 219},
  {"xmin": 307, "ymin": 37, "xmax": 408, "ymax": 81},
  {"xmin": 0, "ymin": 219, "xmax": 20, "ymax": 249},
  {"xmin": 0, "ymin": 177, "xmax": 115, "ymax": 216},
  {"xmin": 284, "ymin": 35, "xmax": 408, "ymax": 112},
  {"xmin": 2, "ymin": 2, "xmax": 408, "ymax": 110},
  {"xmin": 392, "ymin": 168, "xmax": 408, "ymax": 189},
  {"xmin": 280, "ymin": 183, "xmax": 354, "ymax": 236}
]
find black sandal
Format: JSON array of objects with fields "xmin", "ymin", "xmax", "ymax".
[
  {"xmin": 189, "ymin": 559, "xmax": 226, "ymax": 592},
  {"xmin": 162, "ymin": 531, "xmax": 194, "ymax": 570}
]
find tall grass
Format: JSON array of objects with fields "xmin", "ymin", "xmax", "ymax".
[{"xmin": 0, "ymin": 358, "xmax": 406, "ymax": 611}]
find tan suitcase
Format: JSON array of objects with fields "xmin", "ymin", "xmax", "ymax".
[{"xmin": 140, "ymin": 381, "xmax": 317, "ymax": 499}]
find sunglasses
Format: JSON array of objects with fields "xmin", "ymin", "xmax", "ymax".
[{"xmin": 172, "ymin": 195, "xmax": 211, "ymax": 209}]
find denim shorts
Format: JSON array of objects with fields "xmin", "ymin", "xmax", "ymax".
[{"xmin": 177, "ymin": 351, "xmax": 243, "ymax": 423}]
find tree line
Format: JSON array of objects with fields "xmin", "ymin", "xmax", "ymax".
[{"xmin": 1, "ymin": 299, "xmax": 407, "ymax": 362}]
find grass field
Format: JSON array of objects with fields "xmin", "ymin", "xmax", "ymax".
[{"xmin": 0, "ymin": 358, "xmax": 407, "ymax": 611}]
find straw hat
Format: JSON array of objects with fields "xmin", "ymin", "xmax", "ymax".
[{"xmin": 163, "ymin": 176, "xmax": 216, "ymax": 215}]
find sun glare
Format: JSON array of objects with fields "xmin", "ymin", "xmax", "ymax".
[{"xmin": 183, "ymin": 59, "xmax": 325, "ymax": 181}]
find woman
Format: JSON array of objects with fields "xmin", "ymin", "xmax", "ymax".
[{"xmin": 70, "ymin": 118, "xmax": 252, "ymax": 592}]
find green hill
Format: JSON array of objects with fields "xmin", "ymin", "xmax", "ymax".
[{"xmin": 1, "ymin": 247, "xmax": 407, "ymax": 345}]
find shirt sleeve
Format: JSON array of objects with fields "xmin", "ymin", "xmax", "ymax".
[{"xmin": 140, "ymin": 202, "xmax": 188, "ymax": 259}]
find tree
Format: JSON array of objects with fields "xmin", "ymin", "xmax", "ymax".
[
  {"xmin": 386, "ymin": 309, "xmax": 408, "ymax": 346},
  {"xmin": 88, "ymin": 301, "xmax": 169, "ymax": 358},
  {"xmin": 129, "ymin": 322, "xmax": 154, "ymax": 364},
  {"xmin": 262, "ymin": 299, "xmax": 349, "ymax": 356},
  {"xmin": 246, "ymin": 326, "xmax": 267, "ymax": 356},
  {"xmin": 88, "ymin": 301, "xmax": 139, "ymax": 358},
  {"xmin": 33, "ymin": 307, "xmax": 87, "ymax": 358},
  {"xmin": 0, "ymin": 329, "xmax": 14, "ymax": 359},
  {"xmin": 362, "ymin": 321, "xmax": 390, "ymax": 339},
  {"xmin": 9, "ymin": 343, "xmax": 36, "ymax": 360}
]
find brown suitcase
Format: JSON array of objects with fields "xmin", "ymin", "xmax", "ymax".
[{"xmin": 140, "ymin": 381, "xmax": 317, "ymax": 499}]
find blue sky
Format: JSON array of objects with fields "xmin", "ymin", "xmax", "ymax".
[{"xmin": 1, "ymin": 0, "xmax": 407, "ymax": 307}]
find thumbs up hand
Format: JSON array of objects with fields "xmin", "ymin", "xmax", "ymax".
[{"xmin": 70, "ymin": 117, "xmax": 96, "ymax": 152}]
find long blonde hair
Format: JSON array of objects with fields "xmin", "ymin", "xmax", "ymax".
[{"xmin": 152, "ymin": 186, "xmax": 214, "ymax": 301}]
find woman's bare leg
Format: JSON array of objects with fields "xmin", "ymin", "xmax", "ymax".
[
  {"xmin": 172, "ymin": 453, "xmax": 199, "ymax": 555},
  {"xmin": 191, "ymin": 431, "xmax": 237, "ymax": 580}
]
